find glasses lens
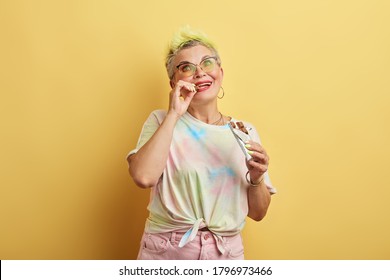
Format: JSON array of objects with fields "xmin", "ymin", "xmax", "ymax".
[
  {"xmin": 200, "ymin": 57, "xmax": 216, "ymax": 72},
  {"xmin": 178, "ymin": 64, "xmax": 196, "ymax": 77},
  {"xmin": 176, "ymin": 57, "xmax": 217, "ymax": 77}
]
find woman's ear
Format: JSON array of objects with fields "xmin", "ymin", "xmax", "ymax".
[{"xmin": 170, "ymin": 80, "xmax": 175, "ymax": 89}]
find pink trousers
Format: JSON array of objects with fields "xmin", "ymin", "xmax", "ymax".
[{"xmin": 137, "ymin": 230, "xmax": 244, "ymax": 260}]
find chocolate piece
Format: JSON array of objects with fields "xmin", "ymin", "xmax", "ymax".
[
  {"xmin": 230, "ymin": 121, "xmax": 236, "ymax": 128},
  {"xmin": 236, "ymin": 122, "xmax": 248, "ymax": 134}
]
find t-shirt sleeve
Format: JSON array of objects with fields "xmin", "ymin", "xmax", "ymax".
[
  {"xmin": 247, "ymin": 122, "xmax": 277, "ymax": 195},
  {"xmin": 126, "ymin": 110, "xmax": 166, "ymax": 159}
]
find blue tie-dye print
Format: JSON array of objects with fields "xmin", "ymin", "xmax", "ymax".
[
  {"xmin": 187, "ymin": 126, "xmax": 206, "ymax": 140},
  {"xmin": 209, "ymin": 167, "xmax": 236, "ymax": 181}
]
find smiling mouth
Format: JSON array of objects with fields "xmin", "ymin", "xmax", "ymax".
[{"xmin": 195, "ymin": 82, "xmax": 212, "ymax": 90}]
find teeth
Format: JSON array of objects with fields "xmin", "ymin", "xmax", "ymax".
[{"xmin": 197, "ymin": 83, "xmax": 211, "ymax": 87}]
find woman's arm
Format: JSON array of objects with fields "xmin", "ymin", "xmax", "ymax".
[
  {"xmin": 127, "ymin": 111, "xmax": 179, "ymax": 188},
  {"xmin": 247, "ymin": 180, "xmax": 271, "ymax": 221},
  {"xmin": 127, "ymin": 80, "xmax": 196, "ymax": 188},
  {"xmin": 245, "ymin": 141, "xmax": 272, "ymax": 221}
]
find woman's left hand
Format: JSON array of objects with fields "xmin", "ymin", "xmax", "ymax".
[{"xmin": 245, "ymin": 141, "xmax": 269, "ymax": 184}]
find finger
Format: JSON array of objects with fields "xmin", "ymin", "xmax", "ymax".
[
  {"xmin": 248, "ymin": 151, "xmax": 268, "ymax": 164},
  {"xmin": 245, "ymin": 141, "xmax": 263, "ymax": 151},
  {"xmin": 182, "ymin": 83, "xmax": 196, "ymax": 93},
  {"xmin": 177, "ymin": 81, "xmax": 197, "ymax": 93},
  {"xmin": 245, "ymin": 142, "xmax": 267, "ymax": 156},
  {"xmin": 246, "ymin": 143, "xmax": 269, "ymax": 163},
  {"xmin": 183, "ymin": 90, "xmax": 196, "ymax": 105},
  {"xmin": 247, "ymin": 160, "xmax": 268, "ymax": 173}
]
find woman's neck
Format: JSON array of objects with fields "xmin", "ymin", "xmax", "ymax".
[{"xmin": 187, "ymin": 104, "xmax": 221, "ymax": 124}]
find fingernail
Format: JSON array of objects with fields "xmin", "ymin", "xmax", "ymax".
[
  {"xmin": 245, "ymin": 144, "xmax": 251, "ymax": 148},
  {"xmin": 248, "ymin": 151, "xmax": 254, "ymax": 155}
]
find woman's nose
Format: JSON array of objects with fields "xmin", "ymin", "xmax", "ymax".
[{"xmin": 194, "ymin": 65, "xmax": 206, "ymax": 78}]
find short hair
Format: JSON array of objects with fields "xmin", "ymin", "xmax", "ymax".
[{"xmin": 165, "ymin": 26, "xmax": 221, "ymax": 80}]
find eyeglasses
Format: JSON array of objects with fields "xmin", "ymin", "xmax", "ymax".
[{"xmin": 175, "ymin": 56, "xmax": 219, "ymax": 77}]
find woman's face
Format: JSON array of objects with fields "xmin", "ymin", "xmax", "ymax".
[{"xmin": 170, "ymin": 45, "xmax": 224, "ymax": 104}]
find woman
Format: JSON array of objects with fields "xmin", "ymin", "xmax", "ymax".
[{"xmin": 127, "ymin": 27, "xmax": 276, "ymax": 260}]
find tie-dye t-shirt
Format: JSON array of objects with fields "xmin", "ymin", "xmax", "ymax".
[{"xmin": 128, "ymin": 110, "xmax": 276, "ymax": 248}]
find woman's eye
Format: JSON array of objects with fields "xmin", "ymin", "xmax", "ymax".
[
  {"xmin": 203, "ymin": 59, "xmax": 212, "ymax": 66},
  {"xmin": 181, "ymin": 65, "xmax": 192, "ymax": 72}
]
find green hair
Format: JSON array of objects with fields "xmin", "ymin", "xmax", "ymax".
[{"xmin": 165, "ymin": 26, "xmax": 221, "ymax": 80}]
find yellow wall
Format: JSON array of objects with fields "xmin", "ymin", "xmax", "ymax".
[{"xmin": 1, "ymin": 0, "xmax": 389, "ymax": 259}]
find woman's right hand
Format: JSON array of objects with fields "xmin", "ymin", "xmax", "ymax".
[
  {"xmin": 129, "ymin": 80, "xmax": 196, "ymax": 188},
  {"xmin": 168, "ymin": 80, "xmax": 197, "ymax": 118}
]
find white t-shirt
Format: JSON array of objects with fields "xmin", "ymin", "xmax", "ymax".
[{"xmin": 128, "ymin": 110, "xmax": 276, "ymax": 248}]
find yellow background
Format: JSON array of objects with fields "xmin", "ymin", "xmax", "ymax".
[{"xmin": 1, "ymin": 0, "xmax": 389, "ymax": 259}]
